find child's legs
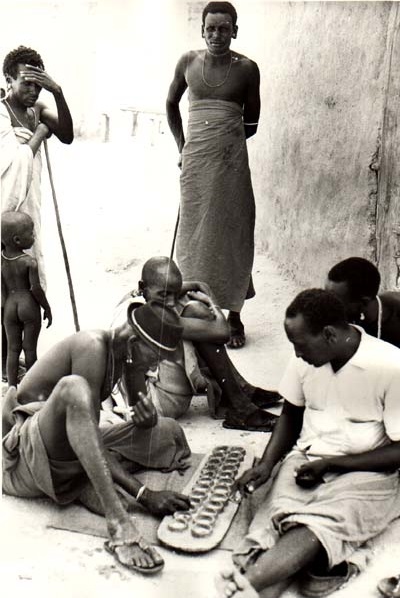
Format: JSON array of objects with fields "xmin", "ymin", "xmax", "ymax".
[
  {"xmin": 4, "ymin": 299, "xmax": 23, "ymax": 387},
  {"xmin": 17, "ymin": 294, "xmax": 41, "ymax": 370},
  {"xmin": 23, "ymin": 320, "xmax": 41, "ymax": 369}
]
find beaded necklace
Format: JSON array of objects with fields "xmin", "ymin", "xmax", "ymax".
[
  {"xmin": 3, "ymin": 98, "xmax": 35, "ymax": 129},
  {"xmin": 1, "ymin": 250, "xmax": 25, "ymax": 261},
  {"xmin": 376, "ymin": 295, "xmax": 382, "ymax": 340},
  {"xmin": 202, "ymin": 51, "xmax": 233, "ymax": 88}
]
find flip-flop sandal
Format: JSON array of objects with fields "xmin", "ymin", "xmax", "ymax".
[
  {"xmin": 222, "ymin": 413, "xmax": 277, "ymax": 433},
  {"xmin": 104, "ymin": 539, "xmax": 164, "ymax": 574},
  {"xmin": 299, "ymin": 562, "xmax": 359, "ymax": 597},
  {"xmin": 378, "ymin": 575, "xmax": 400, "ymax": 597}
]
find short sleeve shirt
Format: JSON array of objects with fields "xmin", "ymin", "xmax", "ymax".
[{"xmin": 278, "ymin": 327, "xmax": 400, "ymax": 457}]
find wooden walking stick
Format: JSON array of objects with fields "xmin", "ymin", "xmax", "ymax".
[
  {"xmin": 44, "ymin": 140, "xmax": 80, "ymax": 331},
  {"xmin": 170, "ymin": 207, "xmax": 180, "ymax": 260}
]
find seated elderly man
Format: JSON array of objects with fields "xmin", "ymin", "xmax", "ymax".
[
  {"xmin": 326, "ymin": 256, "xmax": 400, "ymax": 348},
  {"xmin": 113, "ymin": 256, "xmax": 281, "ymax": 432},
  {"xmin": 216, "ymin": 289, "xmax": 400, "ymax": 598},
  {"xmin": 2, "ymin": 301, "xmax": 191, "ymax": 574}
]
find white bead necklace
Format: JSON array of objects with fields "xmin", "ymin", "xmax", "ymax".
[
  {"xmin": 376, "ymin": 295, "xmax": 382, "ymax": 339},
  {"xmin": 3, "ymin": 98, "xmax": 33, "ymax": 129},
  {"xmin": 1, "ymin": 250, "xmax": 25, "ymax": 261}
]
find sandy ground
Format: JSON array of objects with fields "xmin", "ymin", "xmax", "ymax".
[{"xmin": 2, "ymin": 137, "xmax": 399, "ymax": 598}]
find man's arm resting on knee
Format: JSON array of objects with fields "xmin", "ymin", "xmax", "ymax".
[
  {"xmin": 299, "ymin": 442, "xmax": 400, "ymax": 479},
  {"xmin": 180, "ymin": 280, "xmax": 215, "ymax": 301},
  {"xmin": 180, "ymin": 294, "xmax": 230, "ymax": 343}
]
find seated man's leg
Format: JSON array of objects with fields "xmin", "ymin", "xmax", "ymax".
[
  {"xmin": 182, "ymin": 301, "xmax": 278, "ymax": 432},
  {"xmin": 37, "ymin": 375, "xmax": 163, "ymax": 571},
  {"xmin": 182, "ymin": 301, "xmax": 281, "ymax": 408},
  {"xmin": 216, "ymin": 526, "xmax": 321, "ymax": 598}
]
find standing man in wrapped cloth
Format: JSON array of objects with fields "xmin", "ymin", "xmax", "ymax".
[
  {"xmin": 216, "ymin": 290, "xmax": 400, "ymax": 598},
  {"xmin": 2, "ymin": 301, "xmax": 191, "ymax": 574},
  {"xmin": 166, "ymin": 1, "xmax": 260, "ymax": 349}
]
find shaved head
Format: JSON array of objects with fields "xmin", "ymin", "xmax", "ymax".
[
  {"xmin": 1, "ymin": 211, "xmax": 33, "ymax": 244},
  {"xmin": 140, "ymin": 257, "xmax": 182, "ymax": 308},
  {"xmin": 141, "ymin": 257, "xmax": 182, "ymax": 288}
]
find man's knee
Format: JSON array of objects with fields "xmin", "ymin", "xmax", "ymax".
[
  {"xmin": 54, "ymin": 375, "xmax": 92, "ymax": 410},
  {"xmin": 181, "ymin": 300, "xmax": 213, "ymax": 321},
  {"xmin": 159, "ymin": 417, "xmax": 190, "ymax": 446}
]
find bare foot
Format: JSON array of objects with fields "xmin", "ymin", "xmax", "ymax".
[
  {"xmin": 215, "ymin": 568, "xmax": 259, "ymax": 597},
  {"xmin": 227, "ymin": 312, "xmax": 246, "ymax": 349}
]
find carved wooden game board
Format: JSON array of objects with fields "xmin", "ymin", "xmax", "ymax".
[{"xmin": 158, "ymin": 445, "xmax": 254, "ymax": 552}]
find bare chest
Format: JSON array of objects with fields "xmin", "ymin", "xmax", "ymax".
[
  {"xmin": 4, "ymin": 101, "xmax": 37, "ymax": 132},
  {"xmin": 186, "ymin": 54, "xmax": 248, "ymax": 104}
]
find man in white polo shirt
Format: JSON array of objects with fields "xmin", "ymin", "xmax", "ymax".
[{"xmin": 216, "ymin": 289, "xmax": 400, "ymax": 598}]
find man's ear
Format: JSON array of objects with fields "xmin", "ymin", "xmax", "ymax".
[
  {"xmin": 201, "ymin": 24, "xmax": 205, "ymax": 38},
  {"xmin": 322, "ymin": 325, "xmax": 338, "ymax": 344},
  {"xmin": 138, "ymin": 280, "xmax": 144, "ymax": 293},
  {"xmin": 232, "ymin": 25, "xmax": 238, "ymax": 39}
]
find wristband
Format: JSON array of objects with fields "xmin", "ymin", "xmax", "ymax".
[{"xmin": 135, "ymin": 484, "xmax": 146, "ymax": 502}]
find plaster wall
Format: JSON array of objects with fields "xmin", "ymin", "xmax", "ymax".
[{"xmin": 242, "ymin": 1, "xmax": 400, "ymax": 289}]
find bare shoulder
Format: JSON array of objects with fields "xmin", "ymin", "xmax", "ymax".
[
  {"xmin": 70, "ymin": 329, "xmax": 108, "ymax": 355},
  {"xmin": 24, "ymin": 254, "xmax": 38, "ymax": 267},
  {"xmin": 45, "ymin": 330, "xmax": 107, "ymax": 362},
  {"xmin": 176, "ymin": 50, "xmax": 198, "ymax": 70},
  {"xmin": 233, "ymin": 52, "xmax": 259, "ymax": 72}
]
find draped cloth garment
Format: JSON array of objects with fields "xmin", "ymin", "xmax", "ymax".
[
  {"xmin": 177, "ymin": 99, "xmax": 255, "ymax": 312},
  {"xmin": 2, "ymin": 399, "xmax": 191, "ymax": 505},
  {"xmin": 234, "ymin": 451, "xmax": 400, "ymax": 571},
  {"xmin": 0, "ymin": 101, "xmax": 46, "ymax": 288}
]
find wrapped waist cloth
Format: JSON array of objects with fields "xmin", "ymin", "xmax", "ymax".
[
  {"xmin": 3, "ymin": 399, "xmax": 191, "ymax": 504},
  {"xmin": 177, "ymin": 99, "xmax": 255, "ymax": 312},
  {"xmin": 234, "ymin": 451, "xmax": 400, "ymax": 569}
]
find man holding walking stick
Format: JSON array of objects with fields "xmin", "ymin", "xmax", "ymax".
[{"xmin": 1, "ymin": 45, "xmax": 74, "ymax": 380}]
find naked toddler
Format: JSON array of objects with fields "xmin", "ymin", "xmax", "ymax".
[{"xmin": 1, "ymin": 211, "xmax": 52, "ymax": 387}]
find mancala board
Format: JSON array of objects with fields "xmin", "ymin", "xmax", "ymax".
[{"xmin": 158, "ymin": 445, "xmax": 254, "ymax": 552}]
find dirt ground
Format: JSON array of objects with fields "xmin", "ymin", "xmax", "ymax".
[{"xmin": 2, "ymin": 137, "xmax": 399, "ymax": 598}]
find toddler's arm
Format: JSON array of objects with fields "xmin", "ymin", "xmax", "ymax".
[{"xmin": 28, "ymin": 259, "xmax": 52, "ymax": 327}]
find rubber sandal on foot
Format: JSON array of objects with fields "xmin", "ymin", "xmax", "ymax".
[{"xmin": 104, "ymin": 539, "xmax": 164, "ymax": 574}]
